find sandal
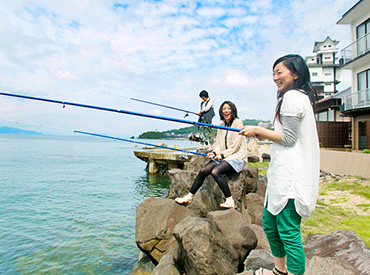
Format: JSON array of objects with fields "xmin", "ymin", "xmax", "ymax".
[{"xmin": 253, "ymin": 267, "xmax": 288, "ymax": 275}]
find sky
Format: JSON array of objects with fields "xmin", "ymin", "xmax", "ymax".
[{"xmin": 0, "ymin": 0, "xmax": 360, "ymax": 137}]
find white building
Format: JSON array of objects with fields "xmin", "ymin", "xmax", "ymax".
[
  {"xmin": 305, "ymin": 37, "xmax": 341, "ymax": 98},
  {"xmin": 336, "ymin": 0, "xmax": 370, "ymax": 150}
]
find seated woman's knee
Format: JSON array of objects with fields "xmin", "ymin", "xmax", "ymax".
[{"xmin": 211, "ymin": 167, "xmax": 221, "ymax": 178}]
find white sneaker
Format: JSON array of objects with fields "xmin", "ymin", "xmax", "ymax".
[
  {"xmin": 220, "ymin": 197, "xmax": 236, "ymax": 209},
  {"xmin": 175, "ymin": 193, "xmax": 194, "ymax": 206}
]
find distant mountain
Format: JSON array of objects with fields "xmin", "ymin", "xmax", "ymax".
[
  {"xmin": 138, "ymin": 119, "xmax": 271, "ymax": 139},
  {"xmin": 0, "ymin": 126, "xmax": 42, "ymax": 135}
]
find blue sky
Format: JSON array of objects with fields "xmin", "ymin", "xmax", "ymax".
[{"xmin": 0, "ymin": 0, "xmax": 359, "ymax": 136}]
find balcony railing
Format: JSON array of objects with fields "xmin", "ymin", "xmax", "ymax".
[
  {"xmin": 340, "ymin": 32, "xmax": 370, "ymax": 65},
  {"xmin": 342, "ymin": 88, "xmax": 370, "ymax": 111}
]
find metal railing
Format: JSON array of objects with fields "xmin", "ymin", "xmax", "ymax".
[
  {"xmin": 341, "ymin": 32, "xmax": 370, "ymax": 65},
  {"xmin": 342, "ymin": 88, "xmax": 370, "ymax": 111}
]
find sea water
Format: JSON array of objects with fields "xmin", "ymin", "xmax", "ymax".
[{"xmin": 0, "ymin": 135, "xmax": 195, "ymax": 274}]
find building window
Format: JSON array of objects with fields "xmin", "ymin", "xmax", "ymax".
[
  {"xmin": 324, "ymin": 56, "xmax": 331, "ymax": 59},
  {"xmin": 357, "ymin": 70, "xmax": 370, "ymax": 105},
  {"xmin": 328, "ymin": 109, "xmax": 335, "ymax": 122},
  {"xmin": 356, "ymin": 18, "xmax": 370, "ymax": 54},
  {"xmin": 312, "ymin": 72, "xmax": 318, "ymax": 77},
  {"xmin": 318, "ymin": 112, "xmax": 327, "ymax": 121},
  {"xmin": 325, "ymin": 73, "xmax": 331, "ymax": 76}
]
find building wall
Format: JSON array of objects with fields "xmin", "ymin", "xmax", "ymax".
[
  {"xmin": 353, "ymin": 114, "xmax": 370, "ymax": 150},
  {"xmin": 317, "ymin": 121, "xmax": 351, "ymax": 148},
  {"xmin": 335, "ymin": 111, "xmax": 351, "ymax": 122},
  {"xmin": 350, "ymin": 12, "xmax": 370, "ymax": 42}
]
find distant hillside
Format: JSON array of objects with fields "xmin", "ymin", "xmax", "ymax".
[
  {"xmin": 138, "ymin": 119, "xmax": 271, "ymax": 139},
  {"xmin": 0, "ymin": 126, "xmax": 42, "ymax": 135}
]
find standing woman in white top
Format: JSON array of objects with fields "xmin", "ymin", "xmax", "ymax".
[{"xmin": 240, "ymin": 54, "xmax": 319, "ymax": 275}]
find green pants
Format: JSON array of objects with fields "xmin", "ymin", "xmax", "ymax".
[
  {"xmin": 262, "ymin": 199, "xmax": 305, "ymax": 275},
  {"xmin": 199, "ymin": 117, "xmax": 214, "ymax": 145}
]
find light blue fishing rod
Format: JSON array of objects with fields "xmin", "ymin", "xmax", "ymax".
[
  {"xmin": 0, "ymin": 91, "xmax": 241, "ymax": 132},
  {"xmin": 74, "ymin": 130, "xmax": 209, "ymax": 157},
  {"xmin": 130, "ymin": 97, "xmax": 197, "ymax": 117}
]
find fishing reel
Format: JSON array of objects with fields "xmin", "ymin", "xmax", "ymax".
[{"xmin": 179, "ymin": 154, "xmax": 189, "ymax": 160}]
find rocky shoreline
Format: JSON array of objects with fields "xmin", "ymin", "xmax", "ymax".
[{"xmin": 131, "ymin": 143, "xmax": 370, "ymax": 275}]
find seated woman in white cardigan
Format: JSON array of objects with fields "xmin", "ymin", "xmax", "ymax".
[{"xmin": 175, "ymin": 101, "xmax": 247, "ymax": 209}]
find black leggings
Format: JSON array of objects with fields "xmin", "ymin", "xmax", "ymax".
[{"xmin": 189, "ymin": 160, "xmax": 234, "ymax": 197}]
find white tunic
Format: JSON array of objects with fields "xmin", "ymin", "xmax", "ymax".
[{"xmin": 265, "ymin": 90, "xmax": 320, "ymax": 219}]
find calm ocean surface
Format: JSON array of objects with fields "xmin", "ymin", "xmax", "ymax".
[{"xmin": 0, "ymin": 134, "xmax": 195, "ymax": 274}]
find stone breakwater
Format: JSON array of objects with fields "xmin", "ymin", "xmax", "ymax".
[{"xmin": 131, "ymin": 150, "xmax": 370, "ymax": 275}]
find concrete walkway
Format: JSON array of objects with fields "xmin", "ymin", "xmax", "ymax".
[{"xmin": 320, "ymin": 149, "xmax": 370, "ymax": 178}]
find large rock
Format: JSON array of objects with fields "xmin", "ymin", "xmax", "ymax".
[
  {"xmin": 248, "ymin": 224, "xmax": 270, "ymax": 251},
  {"xmin": 168, "ymin": 169, "xmax": 198, "ymax": 201},
  {"xmin": 241, "ymin": 250, "xmax": 359, "ymax": 274},
  {"xmin": 131, "ymin": 252, "xmax": 156, "ymax": 275},
  {"xmin": 256, "ymin": 176, "xmax": 267, "ymax": 198},
  {"xmin": 150, "ymin": 253, "xmax": 182, "ymax": 275},
  {"xmin": 247, "ymin": 139, "xmax": 260, "ymax": 158},
  {"xmin": 304, "ymin": 229, "xmax": 370, "ymax": 275},
  {"xmin": 206, "ymin": 209, "xmax": 258, "ymax": 266},
  {"xmin": 243, "ymin": 249, "xmax": 274, "ymax": 272},
  {"xmin": 245, "ymin": 193, "xmax": 264, "ymax": 227},
  {"xmin": 305, "ymin": 256, "xmax": 358, "ymax": 275},
  {"xmin": 173, "ymin": 216, "xmax": 239, "ymax": 275},
  {"xmin": 136, "ymin": 198, "xmax": 194, "ymax": 263}
]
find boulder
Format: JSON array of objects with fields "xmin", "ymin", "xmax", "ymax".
[
  {"xmin": 262, "ymin": 153, "xmax": 270, "ymax": 162},
  {"xmin": 247, "ymin": 156, "xmax": 260, "ymax": 163},
  {"xmin": 136, "ymin": 198, "xmax": 194, "ymax": 263},
  {"xmin": 248, "ymin": 224, "xmax": 270, "ymax": 251},
  {"xmin": 131, "ymin": 252, "xmax": 156, "ymax": 275},
  {"xmin": 168, "ymin": 169, "xmax": 198, "ymax": 200},
  {"xmin": 173, "ymin": 216, "xmax": 239, "ymax": 275},
  {"xmin": 305, "ymin": 256, "xmax": 358, "ymax": 275},
  {"xmin": 243, "ymin": 249, "xmax": 274, "ymax": 272},
  {"xmin": 304, "ymin": 229, "xmax": 370, "ymax": 275},
  {"xmin": 245, "ymin": 193, "xmax": 265, "ymax": 227},
  {"xmin": 247, "ymin": 139, "xmax": 260, "ymax": 158},
  {"xmin": 256, "ymin": 176, "xmax": 267, "ymax": 198},
  {"xmin": 206, "ymin": 209, "xmax": 258, "ymax": 266},
  {"xmin": 150, "ymin": 253, "xmax": 182, "ymax": 275}
]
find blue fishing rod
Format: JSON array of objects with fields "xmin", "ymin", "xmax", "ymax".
[
  {"xmin": 0, "ymin": 91, "xmax": 241, "ymax": 132},
  {"xmin": 74, "ymin": 130, "xmax": 209, "ymax": 157}
]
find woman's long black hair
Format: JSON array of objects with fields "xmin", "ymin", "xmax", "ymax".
[{"xmin": 273, "ymin": 54, "xmax": 317, "ymax": 123}]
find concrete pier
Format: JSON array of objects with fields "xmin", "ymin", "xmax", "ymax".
[{"xmin": 134, "ymin": 147, "xmax": 196, "ymax": 174}]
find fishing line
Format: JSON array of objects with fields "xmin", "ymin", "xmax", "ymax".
[
  {"xmin": 0, "ymin": 91, "xmax": 241, "ymax": 132},
  {"xmin": 1, "ymin": 119, "xmax": 210, "ymax": 158},
  {"xmin": 73, "ymin": 130, "xmax": 209, "ymax": 157},
  {"xmin": 1, "ymin": 119, "xmax": 73, "ymax": 133},
  {"xmin": 98, "ymin": 90, "xmax": 196, "ymax": 117}
]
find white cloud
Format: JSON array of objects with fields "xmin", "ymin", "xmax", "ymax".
[{"xmin": 0, "ymin": 0, "xmax": 360, "ymax": 136}]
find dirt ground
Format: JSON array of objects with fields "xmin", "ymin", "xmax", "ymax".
[{"xmin": 319, "ymin": 174, "xmax": 370, "ymax": 216}]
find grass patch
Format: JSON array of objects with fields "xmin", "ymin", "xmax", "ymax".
[
  {"xmin": 324, "ymin": 180, "xmax": 370, "ymax": 199},
  {"xmin": 301, "ymin": 205, "xmax": 370, "ymax": 246},
  {"xmin": 249, "ymin": 161, "xmax": 269, "ymax": 177}
]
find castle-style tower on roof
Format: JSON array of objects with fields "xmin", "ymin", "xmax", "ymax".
[{"xmin": 305, "ymin": 36, "xmax": 341, "ymax": 98}]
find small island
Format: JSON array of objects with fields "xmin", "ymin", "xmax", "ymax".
[{"xmin": 138, "ymin": 119, "xmax": 271, "ymax": 139}]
